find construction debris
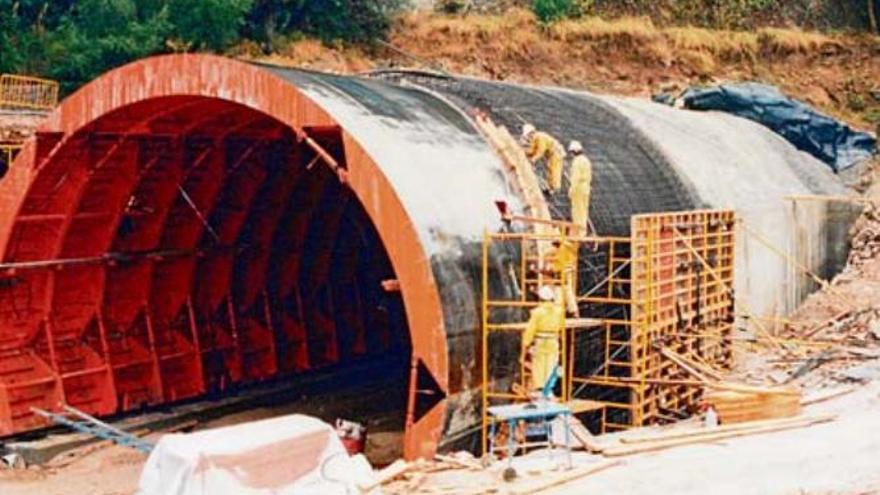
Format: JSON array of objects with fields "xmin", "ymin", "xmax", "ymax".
[{"xmin": 847, "ymin": 200, "xmax": 880, "ymax": 271}]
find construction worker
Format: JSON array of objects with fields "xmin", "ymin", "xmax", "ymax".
[
  {"xmin": 567, "ymin": 140, "xmax": 593, "ymax": 234},
  {"xmin": 522, "ymin": 286, "xmax": 566, "ymax": 397},
  {"xmin": 542, "ymin": 237, "xmax": 579, "ymax": 316},
  {"xmin": 521, "ymin": 124, "xmax": 565, "ymax": 193}
]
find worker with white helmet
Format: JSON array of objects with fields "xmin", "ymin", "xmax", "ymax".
[
  {"xmin": 567, "ymin": 140, "xmax": 593, "ymax": 233},
  {"xmin": 522, "ymin": 285, "xmax": 565, "ymax": 396},
  {"xmin": 521, "ymin": 124, "xmax": 565, "ymax": 193}
]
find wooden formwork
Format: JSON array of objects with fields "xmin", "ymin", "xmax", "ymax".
[
  {"xmin": 569, "ymin": 209, "xmax": 736, "ymax": 431},
  {"xmin": 628, "ymin": 210, "xmax": 736, "ymax": 425}
]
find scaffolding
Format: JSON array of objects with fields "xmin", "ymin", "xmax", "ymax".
[
  {"xmin": 481, "ymin": 209, "xmax": 736, "ymax": 451},
  {"xmin": 0, "ymin": 74, "xmax": 59, "ymax": 111}
]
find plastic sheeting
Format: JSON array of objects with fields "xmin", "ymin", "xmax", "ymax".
[
  {"xmin": 679, "ymin": 82, "xmax": 877, "ymax": 173},
  {"xmin": 137, "ymin": 415, "xmax": 375, "ymax": 495}
]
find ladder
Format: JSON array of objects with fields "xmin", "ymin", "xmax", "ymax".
[{"xmin": 31, "ymin": 405, "xmax": 155, "ymax": 454}]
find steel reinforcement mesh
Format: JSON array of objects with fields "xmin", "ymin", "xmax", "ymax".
[{"xmin": 374, "ymin": 72, "xmax": 703, "ymax": 237}]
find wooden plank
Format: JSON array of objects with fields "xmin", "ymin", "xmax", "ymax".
[
  {"xmin": 566, "ymin": 415, "xmax": 606, "ymax": 453},
  {"xmin": 707, "ymin": 382, "xmax": 801, "ymax": 397},
  {"xmin": 603, "ymin": 415, "xmax": 834, "ymax": 457},
  {"xmin": 358, "ymin": 459, "xmax": 413, "ymax": 493},
  {"xmin": 618, "ymin": 414, "xmax": 832, "ymax": 444},
  {"xmin": 433, "ymin": 453, "xmax": 482, "ymax": 470},
  {"xmin": 801, "ymin": 387, "xmax": 858, "ymax": 406}
]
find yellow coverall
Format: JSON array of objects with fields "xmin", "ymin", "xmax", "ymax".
[
  {"xmin": 569, "ymin": 153, "xmax": 593, "ymax": 233},
  {"xmin": 543, "ymin": 240, "xmax": 578, "ymax": 315},
  {"xmin": 523, "ymin": 300, "xmax": 566, "ymax": 392},
  {"xmin": 525, "ymin": 131, "xmax": 565, "ymax": 192}
]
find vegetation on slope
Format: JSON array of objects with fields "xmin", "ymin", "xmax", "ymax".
[
  {"xmin": 379, "ymin": 9, "xmax": 879, "ymax": 129},
  {"xmin": 0, "ymin": 0, "xmax": 401, "ymax": 91}
]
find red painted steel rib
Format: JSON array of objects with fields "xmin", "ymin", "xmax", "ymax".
[
  {"xmin": 232, "ymin": 142, "xmax": 304, "ymax": 378},
  {"xmin": 270, "ymin": 160, "xmax": 334, "ymax": 370},
  {"xmin": 0, "ymin": 56, "xmax": 449, "ymax": 459}
]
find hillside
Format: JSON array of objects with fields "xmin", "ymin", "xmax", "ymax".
[{"xmin": 237, "ymin": 9, "xmax": 880, "ymax": 130}]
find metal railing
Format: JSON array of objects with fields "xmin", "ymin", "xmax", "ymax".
[{"xmin": 0, "ymin": 74, "xmax": 59, "ymax": 111}]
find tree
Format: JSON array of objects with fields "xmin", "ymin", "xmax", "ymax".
[
  {"xmin": 247, "ymin": 0, "xmax": 403, "ymax": 45},
  {"xmin": 167, "ymin": 0, "xmax": 253, "ymax": 51},
  {"xmin": 41, "ymin": 0, "xmax": 171, "ymax": 91},
  {"xmin": 869, "ymin": 0, "xmax": 878, "ymax": 33}
]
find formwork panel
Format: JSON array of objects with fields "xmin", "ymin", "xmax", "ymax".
[
  {"xmin": 563, "ymin": 209, "xmax": 735, "ymax": 432},
  {"xmin": 629, "ymin": 210, "xmax": 735, "ymax": 425}
]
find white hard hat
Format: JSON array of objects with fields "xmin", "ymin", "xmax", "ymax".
[
  {"xmin": 521, "ymin": 124, "xmax": 536, "ymax": 137},
  {"xmin": 568, "ymin": 140, "xmax": 583, "ymax": 153},
  {"xmin": 538, "ymin": 286, "xmax": 555, "ymax": 301}
]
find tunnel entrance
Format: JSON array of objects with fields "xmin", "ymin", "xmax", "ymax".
[{"xmin": 0, "ymin": 96, "xmax": 413, "ymax": 460}]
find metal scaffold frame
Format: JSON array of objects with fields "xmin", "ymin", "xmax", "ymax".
[{"xmin": 481, "ymin": 210, "xmax": 736, "ymax": 449}]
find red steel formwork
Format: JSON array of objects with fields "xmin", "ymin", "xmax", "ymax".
[{"xmin": 0, "ymin": 55, "xmax": 455, "ymax": 460}]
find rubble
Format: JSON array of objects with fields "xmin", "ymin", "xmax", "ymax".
[
  {"xmin": 846, "ymin": 200, "xmax": 880, "ymax": 271},
  {"xmin": 0, "ymin": 110, "xmax": 44, "ymax": 142}
]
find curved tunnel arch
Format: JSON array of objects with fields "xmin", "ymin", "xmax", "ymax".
[{"xmin": 0, "ymin": 55, "xmax": 455, "ymax": 459}]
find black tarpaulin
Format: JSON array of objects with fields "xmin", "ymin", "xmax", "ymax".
[{"xmin": 680, "ymin": 82, "xmax": 877, "ymax": 173}]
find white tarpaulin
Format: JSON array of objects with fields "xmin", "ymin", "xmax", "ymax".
[{"xmin": 138, "ymin": 414, "xmax": 376, "ymax": 495}]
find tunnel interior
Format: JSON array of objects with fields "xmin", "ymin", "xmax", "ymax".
[{"xmin": 0, "ymin": 96, "xmax": 412, "ymax": 457}]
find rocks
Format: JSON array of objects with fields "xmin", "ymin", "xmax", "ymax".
[{"xmin": 845, "ymin": 201, "xmax": 880, "ymax": 271}]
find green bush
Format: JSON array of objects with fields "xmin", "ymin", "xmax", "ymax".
[{"xmin": 532, "ymin": 0, "xmax": 577, "ymax": 22}]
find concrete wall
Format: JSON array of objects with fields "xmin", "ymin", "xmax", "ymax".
[{"xmin": 606, "ymin": 96, "xmax": 859, "ymax": 319}]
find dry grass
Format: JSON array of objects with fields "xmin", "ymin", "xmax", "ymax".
[
  {"xmin": 757, "ymin": 28, "xmax": 841, "ymax": 54},
  {"xmin": 550, "ymin": 16, "xmax": 659, "ymax": 44},
  {"xmin": 665, "ymin": 27, "xmax": 759, "ymax": 59},
  {"xmin": 389, "ymin": 11, "xmax": 858, "ymax": 79},
  {"xmin": 397, "ymin": 8, "xmax": 534, "ymax": 41}
]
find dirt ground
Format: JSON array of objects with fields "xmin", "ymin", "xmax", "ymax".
[
  {"xmin": 0, "ymin": 439, "xmax": 146, "ymax": 495},
  {"xmin": 0, "ymin": 379, "xmax": 406, "ymax": 495},
  {"xmin": 379, "ymin": 381, "xmax": 880, "ymax": 495}
]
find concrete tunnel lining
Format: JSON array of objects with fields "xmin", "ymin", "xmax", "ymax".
[{"xmin": 0, "ymin": 54, "xmax": 521, "ymax": 460}]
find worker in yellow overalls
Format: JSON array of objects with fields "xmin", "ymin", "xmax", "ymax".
[
  {"xmin": 521, "ymin": 124, "xmax": 565, "ymax": 192},
  {"xmin": 542, "ymin": 237, "xmax": 579, "ymax": 316},
  {"xmin": 567, "ymin": 140, "xmax": 593, "ymax": 235},
  {"xmin": 522, "ymin": 286, "xmax": 566, "ymax": 397}
]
